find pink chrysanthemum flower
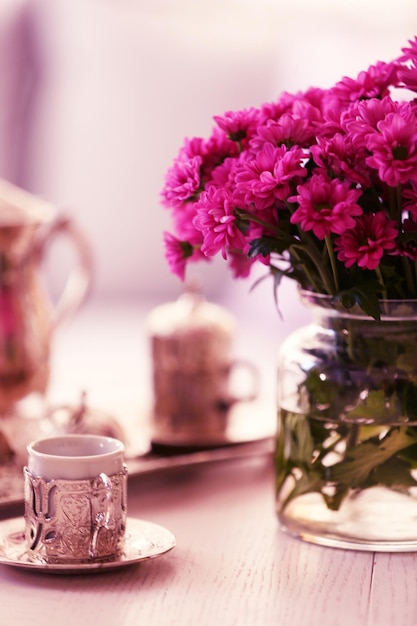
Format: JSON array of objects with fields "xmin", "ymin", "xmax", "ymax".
[
  {"xmin": 170, "ymin": 202, "xmax": 202, "ymax": 241},
  {"xmin": 318, "ymin": 94, "xmax": 348, "ymax": 137},
  {"xmin": 289, "ymin": 174, "xmax": 363, "ymax": 239},
  {"xmin": 250, "ymin": 115, "xmax": 316, "ymax": 152},
  {"xmin": 161, "ymin": 36, "xmax": 417, "ymax": 311},
  {"xmin": 163, "ymin": 232, "xmax": 202, "ymax": 281},
  {"xmin": 334, "ymin": 213, "xmax": 398, "ymax": 270},
  {"xmin": 213, "ymin": 108, "xmax": 260, "ymax": 145},
  {"xmin": 209, "ymin": 157, "xmax": 237, "ymax": 189},
  {"xmin": 161, "ymin": 155, "xmax": 202, "ymax": 209},
  {"xmin": 398, "ymin": 35, "xmax": 417, "ymax": 63},
  {"xmin": 397, "ymin": 36, "xmax": 417, "ymax": 92},
  {"xmin": 398, "ymin": 64, "xmax": 417, "ymax": 92},
  {"xmin": 259, "ymin": 88, "xmax": 327, "ymax": 132},
  {"xmin": 193, "ymin": 186, "xmax": 248, "ymax": 259},
  {"xmin": 227, "ymin": 251, "xmax": 257, "ymax": 279},
  {"xmin": 330, "ymin": 61, "xmax": 400, "ymax": 104},
  {"xmin": 234, "ymin": 143, "xmax": 308, "ymax": 211},
  {"xmin": 365, "ymin": 108, "xmax": 417, "ymax": 186},
  {"xmin": 341, "ymin": 97, "xmax": 398, "ymax": 145},
  {"xmin": 278, "ymin": 87, "xmax": 326, "ymax": 117},
  {"xmin": 310, "ymin": 133, "xmax": 370, "ymax": 186},
  {"xmin": 201, "ymin": 127, "xmax": 239, "ymax": 176}
]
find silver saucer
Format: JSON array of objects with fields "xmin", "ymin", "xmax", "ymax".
[{"xmin": 0, "ymin": 517, "xmax": 175, "ymax": 574}]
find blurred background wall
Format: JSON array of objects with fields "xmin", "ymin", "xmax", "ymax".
[{"xmin": 0, "ymin": 0, "xmax": 417, "ymax": 324}]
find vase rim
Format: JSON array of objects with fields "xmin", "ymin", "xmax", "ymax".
[{"xmin": 298, "ymin": 289, "xmax": 417, "ymax": 320}]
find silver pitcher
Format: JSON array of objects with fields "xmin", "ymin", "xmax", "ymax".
[{"xmin": 0, "ymin": 179, "xmax": 92, "ymax": 416}]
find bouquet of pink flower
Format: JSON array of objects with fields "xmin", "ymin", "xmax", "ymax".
[{"xmin": 161, "ymin": 36, "xmax": 417, "ymax": 319}]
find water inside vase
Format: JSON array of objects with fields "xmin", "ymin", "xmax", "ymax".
[{"xmin": 276, "ymin": 406, "xmax": 417, "ymax": 551}]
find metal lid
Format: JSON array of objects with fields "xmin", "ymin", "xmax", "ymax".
[{"xmin": 147, "ymin": 286, "xmax": 236, "ymax": 338}]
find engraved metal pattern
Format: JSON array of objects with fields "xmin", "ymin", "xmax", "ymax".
[{"xmin": 23, "ymin": 466, "xmax": 127, "ymax": 564}]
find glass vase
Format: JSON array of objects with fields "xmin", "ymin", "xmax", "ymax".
[{"xmin": 276, "ymin": 291, "xmax": 417, "ymax": 551}]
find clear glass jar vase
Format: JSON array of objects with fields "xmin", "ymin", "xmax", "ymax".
[{"xmin": 276, "ymin": 291, "xmax": 417, "ymax": 551}]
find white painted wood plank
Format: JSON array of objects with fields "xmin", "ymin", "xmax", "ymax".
[
  {"xmin": 367, "ymin": 553, "xmax": 417, "ymax": 626},
  {"xmin": 0, "ymin": 456, "xmax": 374, "ymax": 626}
]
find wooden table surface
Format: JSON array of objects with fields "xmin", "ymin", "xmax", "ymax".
[
  {"xmin": 2, "ymin": 451, "xmax": 417, "ymax": 626},
  {"xmin": 0, "ymin": 298, "xmax": 416, "ymax": 626}
]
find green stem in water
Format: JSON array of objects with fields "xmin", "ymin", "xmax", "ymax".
[
  {"xmin": 290, "ymin": 246, "xmax": 322, "ymax": 293},
  {"xmin": 414, "ymin": 259, "xmax": 417, "ymax": 296},
  {"xmin": 401, "ymin": 256, "xmax": 417, "ymax": 298},
  {"xmin": 388, "ymin": 185, "xmax": 396, "ymax": 217},
  {"xmin": 291, "ymin": 242, "xmax": 335, "ymax": 295},
  {"xmin": 325, "ymin": 236, "xmax": 340, "ymax": 293},
  {"xmin": 294, "ymin": 226, "xmax": 338, "ymax": 295},
  {"xmin": 375, "ymin": 265, "xmax": 387, "ymax": 299},
  {"xmin": 396, "ymin": 183, "xmax": 402, "ymax": 224}
]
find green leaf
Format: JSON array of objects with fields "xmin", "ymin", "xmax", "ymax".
[
  {"xmin": 334, "ymin": 283, "xmax": 383, "ymax": 320},
  {"xmin": 248, "ymin": 232, "xmax": 296, "ymax": 258},
  {"xmin": 286, "ymin": 412, "xmax": 315, "ymax": 463},
  {"xmin": 249, "ymin": 267, "xmax": 287, "ymax": 318},
  {"xmin": 400, "ymin": 381, "xmax": 417, "ymax": 420},
  {"xmin": 397, "ymin": 352, "xmax": 417, "ymax": 377},
  {"xmin": 323, "ymin": 488, "xmax": 350, "ymax": 511},
  {"xmin": 276, "ymin": 411, "xmax": 316, "ymax": 496},
  {"xmin": 345, "ymin": 390, "xmax": 401, "ymax": 422},
  {"xmin": 397, "ymin": 443, "xmax": 417, "ymax": 469},
  {"xmin": 328, "ymin": 427, "xmax": 417, "ymax": 488},
  {"xmin": 371, "ymin": 456, "xmax": 417, "ymax": 488},
  {"xmin": 283, "ymin": 469, "xmax": 326, "ymax": 507}
]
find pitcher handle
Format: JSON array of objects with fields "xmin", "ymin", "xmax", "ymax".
[{"xmin": 38, "ymin": 213, "xmax": 93, "ymax": 327}]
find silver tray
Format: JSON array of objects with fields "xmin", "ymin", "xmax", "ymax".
[
  {"xmin": 0, "ymin": 438, "xmax": 274, "ymax": 512},
  {"xmin": 0, "ymin": 398, "xmax": 275, "ymax": 512}
]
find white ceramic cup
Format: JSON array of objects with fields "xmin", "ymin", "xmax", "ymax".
[
  {"xmin": 24, "ymin": 434, "xmax": 127, "ymax": 564},
  {"xmin": 27, "ymin": 434, "xmax": 125, "ymax": 480}
]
